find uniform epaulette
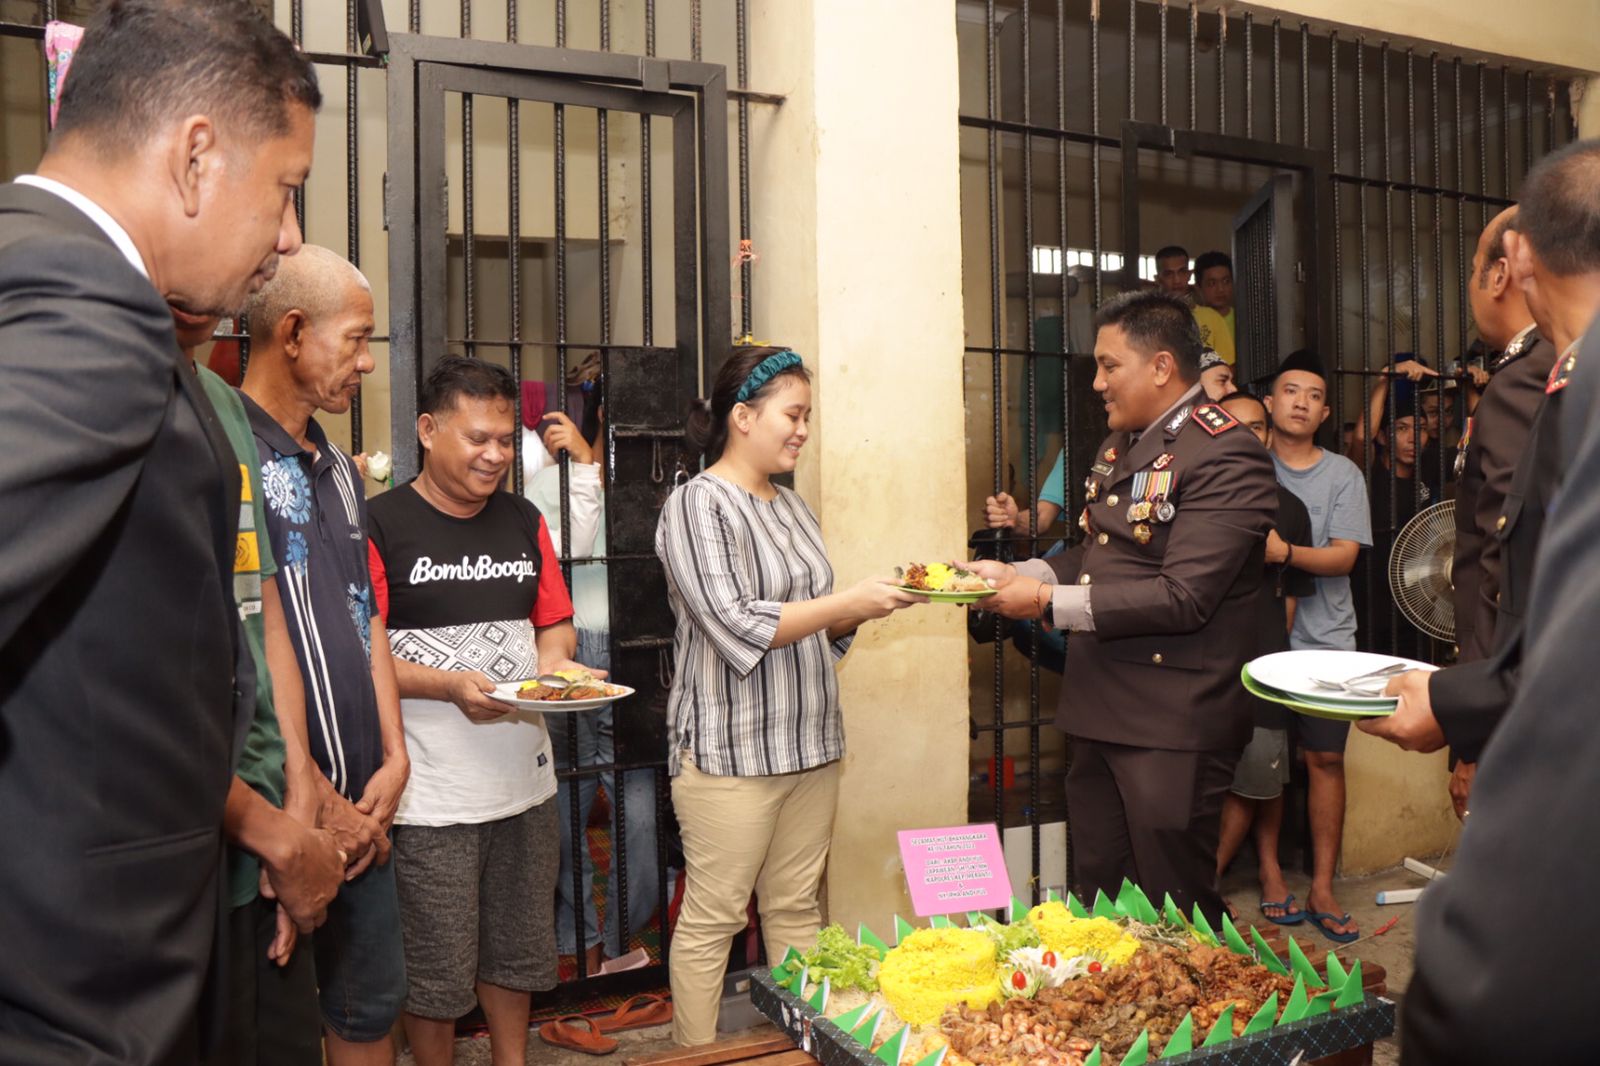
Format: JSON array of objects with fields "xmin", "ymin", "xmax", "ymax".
[
  {"xmin": 1191, "ymin": 404, "xmax": 1239, "ymax": 436},
  {"xmin": 1547, "ymin": 347, "xmax": 1579, "ymax": 395}
]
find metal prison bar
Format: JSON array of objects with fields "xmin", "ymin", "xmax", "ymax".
[
  {"xmin": 959, "ymin": 0, "xmax": 1574, "ymax": 899},
  {"xmin": 0, "ymin": 0, "xmax": 772, "ymax": 1003}
]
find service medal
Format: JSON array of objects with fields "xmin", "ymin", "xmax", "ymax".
[
  {"xmin": 1133, "ymin": 523, "xmax": 1153, "ymax": 545},
  {"xmin": 1127, "ymin": 500, "xmax": 1152, "ymax": 522},
  {"xmin": 1155, "ymin": 500, "xmax": 1176, "ymax": 523}
]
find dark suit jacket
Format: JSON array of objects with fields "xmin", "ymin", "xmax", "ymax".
[
  {"xmin": 1428, "ymin": 346, "xmax": 1568, "ymax": 764},
  {"xmin": 1403, "ymin": 319, "xmax": 1598, "ymax": 1065},
  {"xmin": 1046, "ymin": 390, "xmax": 1278, "ymax": 751},
  {"xmin": 1449, "ymin": 332, "xmax": 1556, "ymax": 662},
  {"xmin": 0, "ymin": 182, "xmax": 245, "ymax": 1065}
]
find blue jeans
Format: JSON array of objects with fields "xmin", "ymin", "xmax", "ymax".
[
  {"xmin": 547, "ymin": 631, "xmax": 660, "ymax": 957},
  {"xmin": 312, "ymin": 850, "xmax": 407, "ymax": 1042}
]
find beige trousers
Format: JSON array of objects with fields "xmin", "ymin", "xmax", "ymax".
[{"xmin": 668, "ymin": 754, "xmax": 841, "ymax": 1046}]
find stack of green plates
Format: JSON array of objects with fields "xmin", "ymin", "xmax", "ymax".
[
  {"xmin": 1239, "ymin": 650, "xmax": 1414, "ymax": 722},
  {"xmin": 1240, "ymin": 665, "xmax": 1395, "ymax": 721}
]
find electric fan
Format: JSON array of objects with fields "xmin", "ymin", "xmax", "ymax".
[{"xmin": 1389, "ymin": 499, "xmax": 1456, "ymax": 642}]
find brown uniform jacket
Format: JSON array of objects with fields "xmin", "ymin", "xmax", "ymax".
[
  {"xmin": 1044, "ymin": 388, "xmax": 1277, "ymax": 752},
  {"xmin": 1451, "ymin": 331, "xmax": 1556, "ymax": 661}
]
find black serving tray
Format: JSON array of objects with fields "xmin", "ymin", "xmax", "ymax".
[{"xmin": 749, "ymin": 968, "xmax": 1394, "ymax": 1066}]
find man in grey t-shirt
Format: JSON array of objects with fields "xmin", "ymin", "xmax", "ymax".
[{"xmin": 1259, "ymin": 351, "xmax": 1371, "ymax": 946}]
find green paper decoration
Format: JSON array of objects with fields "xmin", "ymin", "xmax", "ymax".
[
  {"xmin": 1250, "ymin": 926, "xmax": 1289, "ymax": 975},
  {"xmin": 858, "ymin": 923, "xmax": 890, "ymax": 956},
  {"xmin": 1220, "ymin": 912, "xmax": 1252, "ymax": 957},
  {"xmin": 1118, "ymin": 1029, "xmax": 1151, "ymax": 1066},
  {"xmin": 771, "ymin": 946, "xmax": 802, "ymax": 983},
  {"xmin": 1242, "ymin": 993, "xmax": 1279, "ymax": 1036},
  {"xmin": 1160, "ymin": 1012, "xmax": 1194, "ymax": 1058},
  {"xmin": 873, "ymin": 1024, "xmax": 911, "ymax": 1066},
  {"xmin": 849, "ymin": 1009, "xmax": 883, "ymax": 1048},
  {"xmin": 1068, "ymin": 893, "xmax": 1091, "ymax": 918},
  {"xmin": 1093, "ymin": 889, "xmax": 1119, "ymax": 920},
  {"xmin": 1287, "ymin": 937, "xmax": 1326, "ymax": 988},
  {"xmin": 1115, "ymin": 879, "xmax": 1140, "ymax": 918},
  {"xmin": 894, "ymin": 915, "xmax": 916, "ymax": 944},
  {"xmin": 831, "ymin": 1001, "xmax": 873, "ymax": 1034},
  {"xmin": 1083, "ymin": 1046, "xmax": 1103, "ymax": 1066},
  {"xmin": 1132, "ymin": 886, "xmax": 1160, "ymax": 925},
  {"xmin": 911, "ymin": 1048, "xmax": 948, "ymax": 1066},
  {"xmin": 1201, "ymin": 1004, "xmax": 1236, "ymax": 1047},
  {"xmin": 1325, "ymin": 950, "xmax": 1348, "ymax": 990},
  {"xmin": 807, "ymin": 976, "xmax": 830, "ymax": 1013},
  {"xmin": 965, "ymin": 911, "xmax": 986, "ymax": 927},
  {"xmin": 1335, "ymin": 961, "xmax": 1365, "ymax": 1009},
  {"xmin": 1046, "ymin": 887, "xmax": 1063, "ymax": 904},
  {"xmin": 1277, "ymin": 976, "xmax": 1310, "ymax": 1026},
  {"xmin": 1009, "ymin": 895, "xmax": 1029, "ymax": 923},
  {"xmin": 1189, "ymin": 905, "xmax": 1217, "ymax": 944},
  {"xmin": 1306, "ymin": 988, "xmax": 1338, "ymax": 1017},
  {"xmin": 1161, "ymin": 893, "xmax": 1186, "ymax": 929},
  {"xmin": 930, "ymin": 915, "xmax": 953, "ymax": 929}
]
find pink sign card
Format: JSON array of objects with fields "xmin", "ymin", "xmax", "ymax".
[{"xmin": 897, "ymin": 823, "xmax": 1014, "ymax": 917}]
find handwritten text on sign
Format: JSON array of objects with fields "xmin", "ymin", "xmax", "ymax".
[{"xmin": 897, "ymin": 823, "xmax": 1013, "ymax": 917}]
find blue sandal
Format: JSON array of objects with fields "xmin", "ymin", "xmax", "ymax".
[
  {"xmin": 1259, "ymin": 895, "xmax": 1305, "ymax": 926},
  {"xmin": 1305, "ymin": 910, "xmax": 1359, "ymax": 943}
]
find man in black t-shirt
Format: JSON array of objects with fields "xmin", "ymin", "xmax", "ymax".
[
  {"xmin": 1353, "ymin": 407, "xmax": 1432, "ymax": 662},
  {"xmin": 1213, "ymin": 392, "xmax": 1316, "ymax": 923}
]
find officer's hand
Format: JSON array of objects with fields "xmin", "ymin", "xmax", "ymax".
[
  {"xmin": 984, "ymin": 493, "xmax": 1020, "ymax": 529},
  {"xmin": 962, "ymin": 559, "xmax": 1015, "ymax": 588},
  {"xmin": 979, "ymin": 576, "xmax": 1049, "ymax": 621},
  {"xmin": 1448, "ymin": 761, "xmax": 1476, "ymax": 820},
  {"xmin": 1356, "ymin": 670, "xmax": 1445, "ymax": 752},
  {"xmin": 1467, "ymin": 365, "xmax": 1490, "ymax": 390},
  {"xmin": 1265, "ymin": 529, "xmax": 1291, "ymax": 565}
]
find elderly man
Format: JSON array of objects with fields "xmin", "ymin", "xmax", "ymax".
[
  {"xmin": 971, "ymin": 291, "xmax": 1277, "ymax": 922},
  {"xmin": 0, "ymin": 2, "xmax": 330, "ymax": 1062},
  {"xmin": 241, "ymin": 246, "xmax": 409, "ymax": 1066}
]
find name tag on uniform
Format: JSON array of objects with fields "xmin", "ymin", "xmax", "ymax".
[{"xmin": 1091, "ymin": 460, "xmax": 1114, "ymax": 476}]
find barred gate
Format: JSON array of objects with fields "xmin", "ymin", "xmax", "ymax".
[{"xmin": 959, "ymin": 0, "xmax": 1576, "ymax": 896}]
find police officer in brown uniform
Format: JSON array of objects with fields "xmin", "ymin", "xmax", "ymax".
[{"xmin": 970, "ymin": 290, "xmax": 1277, "ymax": 922}]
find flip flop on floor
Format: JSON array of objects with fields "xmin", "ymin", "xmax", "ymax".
[
  {"xmin": 1259, "ymin": 894, "xmax": 1306, "ymax": 926},
  {"xmin": 595, "ymin": 993, "xmax": 674, "ymax": 1034},
  {"xmin": 1305, "ymin": 910, "xmax": 1360, "ymax": 944},
  {"xmin": 539, "ymin": 1015, "xmax": 619, "ymax": 1056}
]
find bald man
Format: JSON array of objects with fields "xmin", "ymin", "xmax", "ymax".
[{"xmin": 241, "ymin": 247, "xmax": 410, "ymax": 1065}]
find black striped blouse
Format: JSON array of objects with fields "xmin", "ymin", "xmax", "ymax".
[{"xmin": 655, "ymin": 472, "xmax": 852, "ymax": 777}]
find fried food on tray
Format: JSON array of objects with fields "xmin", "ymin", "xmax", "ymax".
[
  {"xmin": 896, "ymin": 562, "xmax": 989, "ymax": 593},
  {"xmin": 942, "ymin": 943, "xmax": 1297, "ymax": 1060},
  {"xmin": 515, "ymin": 669, "xmax": 621, "ymax": 701}
]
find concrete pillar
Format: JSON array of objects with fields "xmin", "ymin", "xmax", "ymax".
[{"xmin": 748, "ymin": 0, "xmax": 972, "ymax": 933}]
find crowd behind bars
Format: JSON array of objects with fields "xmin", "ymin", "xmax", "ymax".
[{"xmin": 3, "ymin": 3, "xmax": 1600, "ymax": 1066}]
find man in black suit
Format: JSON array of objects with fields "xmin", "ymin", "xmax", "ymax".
[
  {"xmin": 0, "ymin": 3, "xmax": 341, "ymax": 1063},
  {"xmin": 1351, "ymin": 139, "xmax": 1600, "ymax": 1063}
]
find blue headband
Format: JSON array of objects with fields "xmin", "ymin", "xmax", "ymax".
[{"xmin": 734, "ymin": 350, "xmax": 803, "ymax": 404}]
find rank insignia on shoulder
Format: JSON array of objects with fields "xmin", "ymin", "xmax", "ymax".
[
  {"xmin": 1191, "ymin": 404, "xmax": 1239, "ymax": 435},
  {"xmin": 1548, "ymin": 349, "xmax": 1579, "ymax": 394}
]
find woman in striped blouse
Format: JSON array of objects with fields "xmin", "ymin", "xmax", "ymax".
[{"xmin": 656, "ymin": 346, "xmax": 923, "ymax": 1045}]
